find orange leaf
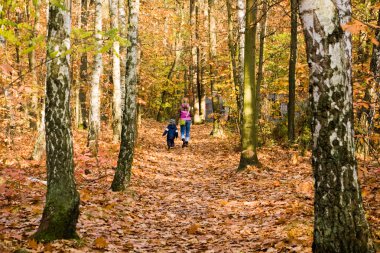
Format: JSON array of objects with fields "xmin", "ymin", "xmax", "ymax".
[
  {"xmin": 371, "ymin": 37, "xmax": 379, "ymax": 47},
  {"xmin": 94, "ymin": 237, "xmax": 108, "ymax": 249},
  {"xmin": 341, "ymin": 20, "xmax": 367, "ymax": 35},
  {"xmin": 27, "ymin": 239, "xmax": 39, "ymax": 250}
]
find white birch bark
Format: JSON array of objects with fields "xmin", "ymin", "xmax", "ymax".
[
  {"xmin": 110, "ymin": 0, "xmax": 122, "ymax": 142},
  {"xmin": 298, "ymin": 0, "xmax": 374, "ymax": 251},
  {"xmin": 88, "ymin": 0, "xmax": 103, "ymax": 153}
]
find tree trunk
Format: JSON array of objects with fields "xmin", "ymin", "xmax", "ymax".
[
  {"xmin": 298, "ymin": 1, "xmax": 374, "ymax": 251},
  {"xmin": 209, "ymin": 0, "xmax": 223, "ymax": 137},
  {"xmin": 31, "ymin": 103, "xmax": 45, "ymax": 161},
  {"xmin": 27, "ymin": 0, "xmax": 40, "ymax": 130},
  {"xmin": 111, "ymin": 0, "xmax": 139, "ymax": 191},
  {"xmin": 33, "ymin": 0, "xmax": 80, "ymax": 241},
  {"xmin": 226, "ymin": 0, "xmax": 240, "ymax": 122},
  {"xmin": 110, "ymin": 0, "xmax": 122, "ymax": 142},
  {"xmin": 287, "ymin": 0, "xmax": 297, "ymax": 143},
  {"xmin": 256, "ymin": 0, "xmax": 267, "ymax": 124},
  {"xmin": 238, "ymin": 0, "xmax": 259, "ymax": 170},
  {"xmin": 79, "ymin": 0, "xmax": 89, "ymax": 129},
  {"xmin": 88, "ymin": 0, "xmax": 103, "ymax": 155},
  {"xmin": 236, "ymin": 0, "xmax": 245, "ymax": 131},
  {"xmin": 119, "ymin": 0, "xmax": 127, "ymax": 113}
]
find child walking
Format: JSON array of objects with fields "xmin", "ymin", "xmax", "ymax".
[
  {"xmin": 163, "ymin": 119, "xmax": 178, "ymax": 149},
  {"xmin": 179, "ymin": 97, "xmax": 192, "ymax": 148}
]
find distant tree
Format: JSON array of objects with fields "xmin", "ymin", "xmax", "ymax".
[
  {"xmin": 111, "ymin": 0, "xmax": 140, "ymax": 191},
  {"xmin": 238, "ymin": 0, "xmax": 259, "ymax": 170},
  {"xmin": 237, "ymin": 0, "xmax": 245, "ymax": 129},
  {"xmin": 110, "ymin": 0, "xmax": 122, "ymax": 142},
  {"xmin": 88, "ymin": 0, "xmax": 103, "ymax": 154},
  {"xmin": 287, "ymin": 0, "xmax": 297, "ymax": 143},
  {"xmin": 34, "ymin": 0, "xmax": 80, "ymax": 241},
  {"xmin": 298, "ymin": 0, "xmax": 374, "ymax": 251}
]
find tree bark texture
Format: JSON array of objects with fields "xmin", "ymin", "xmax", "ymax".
[
  {"xmin": 298, "ymin": 0, "xmax": 374, "ymax": 252},
  {"xmin": 288, "ymin": 0, "xmax": 297, "ymax": 143},
  {"xmin": 34, "ymin": 0, "xmax": 80, "ymax": 241},
  {"xmin": 79, "ymin": 0, "xmax": 89, "ymax": 129},
  {"xmin": 110, "ymin": 0, "xmax": 122, "ymax": 142},
  {"xmin": 111, "ymin": 0, "xmax": 139, "ymax": 191},
  {"xmin": 88, "ymin": 0, "xmax": 103, "ymax": 154},
  {"xmin": 238, "ymin": 0, "xmax": 259, "ymax": 170},
  {"xmin": 237, "ymin": 0, "xmax": 245, "ymax": 130}
]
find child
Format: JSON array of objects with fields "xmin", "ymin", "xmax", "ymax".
[
  {"xmin": 179, "ymin": 98, "xmax": 191, "ymax": 148},
  {"xmin": 163, "ymin": 119, "xmax": 178, "ymax": 149}
]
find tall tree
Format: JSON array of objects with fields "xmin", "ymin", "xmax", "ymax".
[
  {"xmin": 110, "ymin": 0, "xmax": 122, "ymax": 142},
  {"xmin": 88, "ymin": 0, "xmax": 103, "ymax": 154},
  {"xmin": 238, "ymin": 0, "xmax": 259, "ymax": 170},
  {"xmin": 370, "ymin": 11, "xmax": 380, "ymax": 90},
  {"xmin": 236, "ymin": 0, "xmax": 245, "ymax": 130},
  {"xmin": 119, "ymin": 0, "xmax": 127, "ymax": 112},
  {"xmin": 33, "ymin": 0, "xmax": 80, "ymax": 241},
  {"xmin": 209, "ymin": 0, "xmax": 223, "ymax": 136},
  {"xmin": 298, "ymin": 0, "xmax": 374, "ymax": 251},
  {"xmin": 111, "ymin": 0, "xmax": 140, "ymax": 191},
  {"xmin": 256, "ymin": 0, "xmax": 267, "ymax": 121},
  {"xmin": 78, "ymin": 0, "xmax": 89, "ymax": 129},
  {"xmin": 287, "ymin": 0, "xmax": 297, "ymax": 143}
]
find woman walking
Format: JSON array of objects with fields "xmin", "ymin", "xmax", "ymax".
[{"xmin": 179, "ymin": 97, "xmax": 192, "ymax": 147}]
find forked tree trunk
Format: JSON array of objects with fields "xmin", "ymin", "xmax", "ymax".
[
  {"xmin": 33, "ymin": 0, "xmax": 80, "ymax": 241},
  {"xmin": 88, "ymin": 0, "xmax": 103, "ymax": 154},
  {"xmin": 299, "ymin": 0, "xmax": 374, "ymax": 252},
  {"xmin": 111, "ymin": 0, "xmax": 139, "ymax": 191},
  {"xmin": 238, "ymin": 0, "xmax": 259, "ymax": 170},
  {"xmin": 110, "ymin": 0, "xmax": 122, "ymax": 142},
  {"xmin": 287, "ymin": 0, "xmax": 297, "ymax": 143}
]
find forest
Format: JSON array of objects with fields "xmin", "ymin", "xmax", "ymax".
[{"xmin": 0, "ymin": 0, "xmax": 379, "ymax": 252}]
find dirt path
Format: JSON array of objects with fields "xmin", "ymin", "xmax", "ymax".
[
  {"xmin": 77, "ymin": 120, "xmax": 314, "ymax": 252},
  {"xmin": 1, "ymin": 119, "xmax": 378, "ymax": 252}
]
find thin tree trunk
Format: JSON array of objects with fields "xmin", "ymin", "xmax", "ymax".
[
  {"xmin": 31, "ymin": 103, "xmax": 45, "ymax": 161},
  {"xmin": 287, "ymin": 0, "xmax": 297, "ymax": 143},
  {"xmin": 209, "ymin": 0, "xmax": 223, "ymax": 136},
  {"xmin": 110, "ymin": 0, "xmax": 122, "ymax": 142},
  {"xmin": 33, "ymin": 0, "xmax": 80, "ymax": 241},
  {"xmin": 298, "ymin": 1, "xmax": 374, "ymax": 251},
  {"xmin": 119, "ymin": 0, "xmax": 127, "ymax": 113},
  {"xmin": 256, "ymin": 0, "xmax": 267, "ymax": 123},
  {"xmin": 238, "ymin": 0, "xmax": 259, "ymax": 170},
  {"xmin": 88, "ymin": 0, "xmax": 103, "ymax": 155},
  {"xmin": 79, "ymin": 0, "xmax": 89, "ymax": 129},
  {"xmin": 111, "ymin": 0, "xmax": 139, "ymax": 191},
  {"xmin": 236, "ymin": 0, "xmax": 245, "ymax": 131}
]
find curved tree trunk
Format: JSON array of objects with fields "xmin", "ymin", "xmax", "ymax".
[
  {"xmin": 33, "ymin": 0, "xmax": 80, "ymax": 241},
  {"xmin": 88, "ymin": 0, "xmax": 103, "ymax": 155},
  {"xmin": 110, "ymin": 0, "xmax": 122, "ymax": 142},
  {"xmin": 119, "ymin": 0, "xmax": 127, "ymax": 113},
  {"xmin": 299, "ymin": 0, "xmax": 374, "ymax": 251},
  {"xmin": 238, "ymin": 0, "xmax": 259, "ymax": 170},
  {"xmin": 111, "ymin": 0, "xmax": 140, "ymax": 191}
]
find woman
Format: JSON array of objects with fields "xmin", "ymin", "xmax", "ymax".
[{"xmin": 179, "ymin": 97, "xmax": 192, "ymax": 147}]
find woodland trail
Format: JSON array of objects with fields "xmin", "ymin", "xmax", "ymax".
[{"xmin": 0, "ymin": 119, "xmax": 378, "ymax": 252}]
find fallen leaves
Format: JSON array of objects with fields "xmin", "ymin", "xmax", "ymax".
[{"xmin": 93, "ymin": 236, "xmax": 108, "ymax": 249}]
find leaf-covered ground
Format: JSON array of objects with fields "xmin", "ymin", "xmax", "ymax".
[{"xmin": 0, "ymin": 119, "xmax": 379, "ymax": 252}]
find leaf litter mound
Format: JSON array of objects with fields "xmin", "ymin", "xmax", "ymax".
[{"xmin": 0, "ymin": 119, "xmax": 378, "ymax": 252}]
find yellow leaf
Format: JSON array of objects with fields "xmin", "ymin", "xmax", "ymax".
[
  {"xmin": 94, "ymin": 237, "xmax": 108, "ymax": 249},
  {"xmin": 187, "ymin": 223, "xmax": 200, "ymax": 235},
  {"xmin": 27, "ymin": 239, "xmax": 39, "ymax": 250}
]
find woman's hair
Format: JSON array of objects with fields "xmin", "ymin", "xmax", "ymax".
[{"xmin": 182, "ymin": 97, "xmax": 189, "ymax": 104}]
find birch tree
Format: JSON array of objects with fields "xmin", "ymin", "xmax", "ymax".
[
  {"xmin": 119, "ymin": 0, "xmax": 127, "ymax": 112},
  {"xmin": 110, "ymin": 0, "xmax": 122, "ymax": 142},
  {"xmin": 88, "ymin": 0, "xmax": 103, "ymax": 154},
  {"xmin": 298, "ymin": 0, "xmax": 374, "ymax": 251},
  {"xmin": 111, "ymin": 0, "xmax": 139, "ymax": 191},
  {"xmin": 238, "ymin": 0, "xmax": 259, "ymax": 170},
  {"xmin": 34, "ymin": 0, "xmax": 80, "ymax": 241},
  {"xmin": 236, "ymin": 0, "xmax": 245, "ymax": 128}
]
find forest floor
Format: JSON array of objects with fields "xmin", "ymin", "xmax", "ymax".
[{"xmin": 0, "ymin": 119, "xmax": 379, "ymax": 252}]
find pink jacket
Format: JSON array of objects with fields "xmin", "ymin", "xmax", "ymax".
[{"xmin": 180, "ymin": 103, "xmax": 191, "ymax": 121}]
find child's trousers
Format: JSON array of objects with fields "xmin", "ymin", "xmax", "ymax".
[
  {"xmin": 180, "ymin": 120, "xmax": 191, "ymax": 141},
  {"xmin": 167, "ymin": 138, "xmax": 175, "ymax": 148}
]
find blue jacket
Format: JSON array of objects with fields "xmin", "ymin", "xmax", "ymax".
[{"xmin": 163, "ymin": 124, "xmax": 178, "ymax": 139}]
